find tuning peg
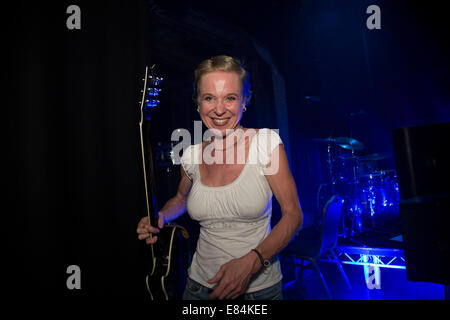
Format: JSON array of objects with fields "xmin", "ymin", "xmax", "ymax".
[
  {"xmin": 147, "ymin": 88, "xmax": 161, "ymax": 96},
  {"xmin": 146, "ymin": 99, "xmax": 160, "ymax": 108}
]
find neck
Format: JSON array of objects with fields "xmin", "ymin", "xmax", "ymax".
[{"xmin": 211, "ymin": 125, "xmax": 244, "ymax": 150}]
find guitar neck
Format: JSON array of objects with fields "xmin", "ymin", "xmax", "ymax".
[
  {"xmin": 139, "ymin": 65, "xmax": 161, "ymax": 229},
  {"xmin": 142, "ymin": 123, "xmax": 159, "ymax": 227}
]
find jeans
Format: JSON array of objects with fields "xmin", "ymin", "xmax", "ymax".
[{"xmin": 182, "ymin": 277, "xmax": 283, "ymax": 300}]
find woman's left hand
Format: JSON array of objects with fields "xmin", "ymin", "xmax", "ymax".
[{"xmin": 207, "ymin": 252, "xmax": 261, "ymax": 299}]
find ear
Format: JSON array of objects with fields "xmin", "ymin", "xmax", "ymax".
[{"xmin": 241, "ymin": 100, "xmax": 247, "ymax": 112}]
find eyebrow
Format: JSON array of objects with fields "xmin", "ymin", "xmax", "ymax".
[{"xmin": 201, "ymin": 93, "xmax": 239, "ymax": 97}]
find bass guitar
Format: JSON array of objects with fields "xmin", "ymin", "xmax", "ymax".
[{"xmin": 138, "ymin": 65, "xmax": 189, "ymax": 300}]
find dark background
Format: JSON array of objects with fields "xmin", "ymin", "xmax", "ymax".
[{"xmin": 5, "ymin": 0, "xmax": 449, "ymax": 301}]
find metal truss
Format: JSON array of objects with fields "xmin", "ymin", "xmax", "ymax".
[
  {"xmin": 333, "ymin": 246, "xmax": 406, "ymax": 270},
  {"xmin": 331, "ymin": 246, "xmax": 406, "ymax": 289}
]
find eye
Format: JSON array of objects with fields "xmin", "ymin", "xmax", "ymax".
[
  {"xmin": 204, "ymin": 96, "xmax": 213, "ymax": 102},
  {"xmin": 226, "ymin": 96, "xmax": 237, "ymax": 101}
]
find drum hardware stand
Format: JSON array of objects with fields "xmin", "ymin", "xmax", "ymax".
[
  {"xmin": 327, "ymin": 139, "xmax": 337, "ymax": 194},
  {"xmin": 316, "ymin": 136, "xmax": 365, "ymax": 244}
]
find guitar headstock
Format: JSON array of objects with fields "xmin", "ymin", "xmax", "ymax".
[{"xmin": 140, "ymin": 65, "xmax": 163, "ymax": 122}]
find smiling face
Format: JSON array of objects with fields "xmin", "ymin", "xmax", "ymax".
[{"xmin": 198, "ymin": 71, "xmax": 245, "ymax": 137}]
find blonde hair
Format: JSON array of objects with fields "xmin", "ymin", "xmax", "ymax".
[{"xmin": 193, "ymin": 55, "xmax": 252, "ymax": 105}]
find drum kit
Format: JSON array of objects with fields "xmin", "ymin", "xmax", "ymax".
[{"xmin": 314, "ymin": 136, "xmax": 400, "ymax": 239}]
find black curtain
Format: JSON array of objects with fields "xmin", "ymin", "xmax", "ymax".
[{"xmin": 7, "ymin": 1, "xmax": 152, "ymax": 299}]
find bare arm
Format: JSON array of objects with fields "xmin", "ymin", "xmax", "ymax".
[
  {"xmin": 136, "ymin": 166, "xmax": 192, "ymax": 244},
  {"xmin": 159, "ymin": 166, "xmax": 193, "ymax": 222},
  {"xmin": 254, "ymin": 144, "xmax": 303, "ymax": 262}
]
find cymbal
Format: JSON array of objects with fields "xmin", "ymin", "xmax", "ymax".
[
  {"xmin": 312, "ymin": 136, "xmax": 365, "ymax": 150},
  {"xmin": 359, "ymin": 169, "xmax": 394, "ymax": 177},
  {"xmin": 337, "ymin": 154, "xmax": 359, "ymax": 160},
  {"xmin": 358, "ymin": 153, "xmax": 391, "ymax": 161},
  {"xmin": 334, "ymin": 137, "xmax": 365, "ymax": 151},
  {"xmin": 312, "ymin": 137, "xmax": 336, "ymax": 143},
  {"xmin": 359, "ymin": 172, "xmax": 385, "ymax": 177}
]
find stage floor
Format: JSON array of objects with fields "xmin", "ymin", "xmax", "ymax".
[{"xmin": 281, "ymin": 229, "xmax": 445, "ymax": 300}]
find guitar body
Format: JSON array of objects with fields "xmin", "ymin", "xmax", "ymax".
[
  {"xmin": 146, "ymin": 225, "xmax": 190, "ymax": 300},
  {"xmin": 139, "ymin": 65, "xmax": 190, "ymax": 300}
]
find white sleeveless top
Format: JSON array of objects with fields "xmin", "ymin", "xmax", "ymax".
[{"xmin": 180, "ymin": 128, "xmax": 283, "ymax": 293}]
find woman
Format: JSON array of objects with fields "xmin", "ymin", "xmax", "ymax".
[{"xmin": 136, "ymin": 55, "xmax": 303, "ymax": 300}]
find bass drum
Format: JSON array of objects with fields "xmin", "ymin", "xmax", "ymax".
[{"xmin": 356, "ymin": 170, "xmax": 400, "ymax": 230}]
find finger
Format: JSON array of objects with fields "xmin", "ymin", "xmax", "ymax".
[
  {"xmin": 227, "ymin": 287, "xmax": 243, "ymax": 300},
  {"xmin": 137, "ymin": 223, "xmax": 146, "ymax": 233},
  {"xmin": 218, "ymin": 287, "xmax": 234, "ymax": 300},
  {"xmin": 229, "ymin": 292, "xmax": 242, "ymax": 300},
  {"xmin": 225, "ymin": 292, "xmax": 237, "ymax": 300},
  {"xmin": 136, "ymin": 225, "xmax": 149, "ymax": 233},
  {"xmin": 144, "ymin": 225, "xmax": 160, "ymax": 234},
  {"xmin": 138, "ymin": 222, "xmax": 148, "ymax": 229},
  {"xmin": 158, "ymin": 213, "xmax": 165, "ymax": 229},
  {"xmin": 137, "ymin": 217, "xmax": 150, "ymax": 232},
  {"xmin": 139, "ymin": 216, "xmax": 149, "ymax": 223},
  {"xmin": 217, "ymin": 282, "xmax": 239, "ymax": 300},
  {"xmin": 138, "ymin": 232, "xmax": 156, "ymax": 240},
  {"xmin": 138, "ymin": 217, "xmax": 149, "ymax": 228},
  {"xmin": 207, "ymin": 268, "xmax": 224, "ymax": 284},
  {"xmin": 225, "ymin": 286, "xmax": 238, "ymax": 300},
  {"xmin": 137, "ymin": 226, "xmax": 159, "ymax": 236},
  {"xmin": 137, "ymin": 233, "xmax": 150, "ymax": 240},
  {"xmin": 209, "ymin": 279, "xmax": 229, "ymax": 300},
  {"xmin": 209, "ymin": 285, "xmax": 225, "ymax": 300},
  {"xmin": 146, "ymin": 235, "xmax": 158, "ymax": 244}
]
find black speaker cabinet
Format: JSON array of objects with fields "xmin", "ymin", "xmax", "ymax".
[{"xmin": 392, "ymin": 122, "xmax": 449, "ymax": 285}]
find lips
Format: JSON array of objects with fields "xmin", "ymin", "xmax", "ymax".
[{"xmin": 211, "ymin": 118, "xmax": 230, "ymax": 126}]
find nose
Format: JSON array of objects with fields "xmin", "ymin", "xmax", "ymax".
[{"xmin": 214, "ymin": 99, "xmax": 226, "ymax": 116}]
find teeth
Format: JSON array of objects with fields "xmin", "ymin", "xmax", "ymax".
[{"xmin": 214, "ymin": 119, "xmax": 228, "ymax": 123}]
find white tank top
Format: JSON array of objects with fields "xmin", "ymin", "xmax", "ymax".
[{"xmin": 180, "ymin": 128, "xmax": 283, "ymax": 293}]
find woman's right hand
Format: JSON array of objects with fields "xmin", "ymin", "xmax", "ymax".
[{"xmin": 136, "ymin": 213, "xmax": 165, "ymax": 245}]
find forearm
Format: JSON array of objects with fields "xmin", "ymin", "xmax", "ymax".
[
  {"xmin": 255, "ymin": 209, "xmax": 303, "ymax": 262},
  {"xmin": 159, "ymin": 170, "xmax": 192, "ymax": 223},
  {"xmin": 159, "ymin": 195, "xmax": 187, "ymax": 223}
]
